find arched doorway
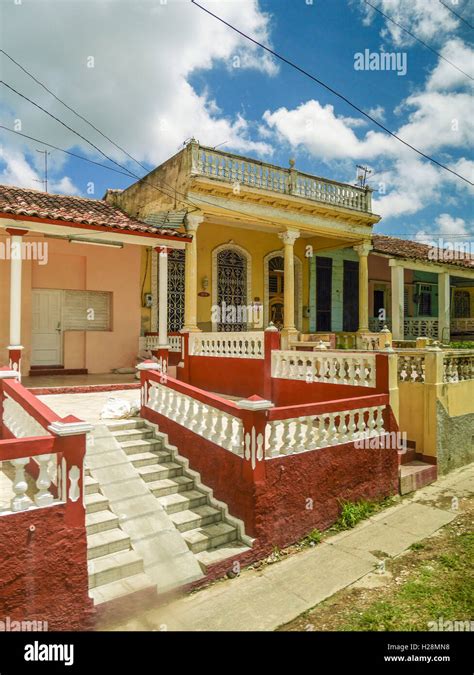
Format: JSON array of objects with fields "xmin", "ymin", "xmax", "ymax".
[{"xmin": 212, "ymin": 244, "xmax": 252, "ymax": 332}]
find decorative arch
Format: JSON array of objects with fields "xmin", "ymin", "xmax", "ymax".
[
  {"xmin": 212, "ymin": 242, "xmax": 252, "ymax": 332},
  {"xmin": 263, "ymin": 249, "xmax": 303, "ymax": 331}
]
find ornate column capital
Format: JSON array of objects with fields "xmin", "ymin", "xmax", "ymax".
[
  {"xmin": 354, "ymin": 241, "xmax": 373, "ymax": 257},
  {"xmin": 185, "ymin": 212, "xmax": 204, "ymax": 234},
  {"xmin": 278, "ymin": 228, "xmax": 300, "ymax": 246}
]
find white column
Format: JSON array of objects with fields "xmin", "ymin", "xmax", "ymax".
[
  {"xmin": 183, "ymin": 213, "xmax": 204, "ymax": 332},
  {"xmin": 438, "ymin": 271, "xmax": 450, "ymax": 343},
  {"xmin": 278, "ymin": 228, "xmax": 300, "ymax": 333},
  {"xmin": 390, "ymin": 260, "xmax": 405, "ymax": 340},
  {"xmin": 354, "ymin": 241, "xmax": 373, "ymax": 333},
  {"xmin": 9, "ymin": 232, "xmax": 23, "ymax": 346},
  {"xmin": 7, "ymin": 228, "xmax": 27, "ymax": 376},
  {"xmin": 158, "ymin": 246, "xmax": 169, "ymax": 347}
]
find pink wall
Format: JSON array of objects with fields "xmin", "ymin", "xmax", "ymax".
[{"xmin": 0, "ymin": 233, "xmax": 142, "ymax": 374}]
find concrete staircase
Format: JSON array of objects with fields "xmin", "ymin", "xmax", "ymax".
[
  {"xmin": 85, "ymin": 471, "xmax": 155, "ymax": 605},
  {"xmin": 85, "ymin": 418, "xmax": 252, "ymax": 605},
  {"xmin": 108, "ymin": 419, "xmax": 252, "ymax": 569}
]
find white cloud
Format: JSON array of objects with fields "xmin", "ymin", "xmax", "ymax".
[
  {"xmin": 0, "ymin": 147, "xmax": 80, "ymax": 194},
  {"xmin": 0, "ymin": 0, "xmax": 276, "ymax": 188},
  {"xmin": 427, "ymin": 38, "xmax": 474, "ymax": 91},
  {"xmin": 367, "ymin": 105, "xmax": 386, "ymax": 122},
  {"xmin": 360, "ymin": 0, "xmax": 459, "ymax": 47}
]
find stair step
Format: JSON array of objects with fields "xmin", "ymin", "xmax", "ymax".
[
  {"xmin": 87, "ymin": 528, "xmax": 131, "ymax": 560},
  {"xmin": 120, "ymin": 439, "xmax": 166, "ymax": 456},
  {"xmin": 106, "ymin": 420, "xmax": 145, "ymax": 432},
  {"xmin": 84, "ymin": 475, "xmax": 100, "ymax": 495},
  {"xmin": 130, "ymin": 451, "xmax": 169, "ymax": 468},
  {"xmin": 171, "ymin": 505, "xmax": 222, "ymax": 533},
  {"xmin": 158, "ymin": 490, "xmax": 208, "ymax": 514},
  {"xmin": 89, "ymin": 572, "xmax": 155, "ymax": 606},
  {"xmin": 138, "ymin": 462, "xmax": 183, "ymax": 482},
  {"xmin": 112, "ymin": 429, "xmax": 153, "ymax": 443},
  {"xmin": 88, "ymin": 549, "xmax": 144, "ymax": 589},
  {"xmin": 147, "ymin": 475, "xmax": 195, "ymax": 497},
  {"xmin": 86, "ymin": 510, "xmax": 119, "ymax": 536},
  {"xmin": 399, "ymin": 461, "xmax": 437, "ymax": 495},
  {"xmin": 183, "ymin": 522, "xmax": 238, "ymax": 554},
  {"xmin": 195, "ymin": 541, "xmax": 252, "ymax": 570},
  {"xmin": 85, "ymin": 492, "xmax": 110, "ymax": 514}
]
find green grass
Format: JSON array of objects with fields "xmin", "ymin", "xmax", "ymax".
[
  {"xmin": 301, "ymin": 528, "xmax": 322, "ymax": 546},
  {"xmin": 334, "ymin": 497, "xmax": 394, "ymax": 531},
  {"xmin": 338, "ymin": 518, "xmax": 474, "ymax": 631}
]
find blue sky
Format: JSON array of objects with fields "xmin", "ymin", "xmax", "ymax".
[{"xmin": 1, "ymin": 0, "xmax": 472, "ymax": 242}]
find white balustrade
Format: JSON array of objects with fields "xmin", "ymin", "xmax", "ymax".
[
  {"xmin": 443, "ymin": 353, "xmax": 474, "ymax": 382},
  {"xmin": 146, "ymin": 380, "xmax": 244, "ymax": 455},
  {"xmin": 143, "ymin": 334, "xmax": 182, "ymax": 352},
  {"xmin": 266, "ymin": 405, "xmax": 386, "ymax": 457},
  {"xmin": 272, "ymin": 350, "xmax": 376, "ymax": 387},
  {"xmin": 397, "ymin": 353, "xmax": 426, "ymax": 383},
  {"xmin": 3, "ymin": 394, "xmax": 52, "ymax": 438},
  {"xmin": 404, "ymin": 318, "xmax": 439, "ymax": 339},
  {"xmin": 192, "ymin": 145, "xmax": 370, "ymax": 212},
  {"xmin": 189, "ymin": 331, "xmax": 264, "ymax": 359}
]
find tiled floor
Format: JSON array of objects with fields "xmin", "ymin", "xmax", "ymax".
[{"xmin": 38, "ymin": 389, "xmax": 141, "ymax": 424}]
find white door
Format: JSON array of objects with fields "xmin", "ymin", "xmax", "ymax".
[{"xmin": 31, "ymin": 289, "xmax": 63, "ymax": 366}]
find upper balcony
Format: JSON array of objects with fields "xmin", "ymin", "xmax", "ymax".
[{"xmin": 189, "ymin": 141, "xmax": 373, "ymax": 214}]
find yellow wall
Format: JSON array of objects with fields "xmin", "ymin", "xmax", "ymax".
[{"xmin": 141, "ymin": 222, "xmax": 312, "ymax": 333}]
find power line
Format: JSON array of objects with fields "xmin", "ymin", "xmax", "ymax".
[
  {"xmin": 191, "ymin": 0, "xmax": 473, "ymax": 187},
  {"xmin": 0, "ymin": 80, "xmax": 199, "ymax": 210},
  {"xmin": 0, "ymin": 49, "xmax": 149, "ymax": 173},
  {"xmin": 438, "ymin": 0, "xmax": 474, "ymax": 30},
  {"xmin": 364, "ymin": 0, "xmax": 473, "ymax": 81},
  {"xmin": 2, "ymin": 126, "xmax": 472, "ymax": 244}
]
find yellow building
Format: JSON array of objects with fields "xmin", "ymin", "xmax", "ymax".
[{"xmin": 106, "ymin": 139, "xmax": 379, "ymax": 346}]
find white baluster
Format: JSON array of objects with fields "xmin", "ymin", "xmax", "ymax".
[
  {"xmin": 295, "ymin": 418, "xmax": 307, "ymax": 452},
  {"xmin": 268, "ymin": 422, "xmax": 280, "ymax": 457},
  {"xmin": 11, "ymin": 457, "xmax": 31, "ymax": 511},
  {"xmin": 34, "ymin": 454, "xmax": 54, "ymax": 507},
  {"xmin": 281, "ymin": 419, "xmax": 294, "ymax": 454}
]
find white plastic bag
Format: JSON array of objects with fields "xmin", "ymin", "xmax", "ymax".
[{"xmin": 100, "ymin": 397, "xmax": 140, "ymax": 420}]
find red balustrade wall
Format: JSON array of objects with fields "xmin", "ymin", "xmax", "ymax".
[
  {"xmin": 272, "ymin": 354, "xmax": 391, "ymax": 406},
  {"xmin": 0, "ymin": 505, "xmax": 94, "ymax": 630},
  {"xmin": 179, "ymin": 356, "xmax": 266, "ymax": 398},
  {"xmin": 142, "ymin": 403, "xmax": 399, "ymax": 549}
]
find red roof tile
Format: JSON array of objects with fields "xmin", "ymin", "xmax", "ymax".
[
  {"xmin": 372, "ymin": 234, "xmax": 474, "ymax": 270},
  {"xmin": 0, "ymin": 185, "xmax": 189, "ymax": 239}
]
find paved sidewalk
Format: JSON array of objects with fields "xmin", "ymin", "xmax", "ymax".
[{"xmin": 100, "ymin": 463, "xmax": 473, "ymax": 632}]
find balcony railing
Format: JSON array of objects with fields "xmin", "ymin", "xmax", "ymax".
[{"xmin": 190, "ymin": 143, "xmax": 372, "ymax": 213}]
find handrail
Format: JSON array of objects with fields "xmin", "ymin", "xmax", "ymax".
[{"xmin": 268, "ymin": 393, "xmax": 389, "ymax": 422}]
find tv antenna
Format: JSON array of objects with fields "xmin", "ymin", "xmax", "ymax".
[{"xmin": 35, "ymin": 149, "xmax": 50, "ymax": 192}]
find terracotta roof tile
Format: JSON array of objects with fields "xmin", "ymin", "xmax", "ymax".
[
  {"xmin": 372, "ymin": 234, "xmax": 474, "ymax": 270},
  {"xmin": 0, "ymin": 185, "xmax": 189, "ymax": 239}
]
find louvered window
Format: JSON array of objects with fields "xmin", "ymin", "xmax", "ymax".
[{"xmin": 62, "ymin": 290, "xmax": 112, "ymax": 331}]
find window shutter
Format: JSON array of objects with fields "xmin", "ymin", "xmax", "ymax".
[{"xmin": 62, "ymin": 290, "xmax": 111, "ymax": 331}]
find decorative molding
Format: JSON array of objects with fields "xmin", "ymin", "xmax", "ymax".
[
  {"xmin": 278, "ymin": 228, "xmax": 300, "ymax": 246},
  {"xmin": 236, "ymin": 398, "xmax": 273, "ymax": 411},
  {"xmin": 354, "ymin": 241, "xmax": 373, "ymax": 257},
  {"xmin": 48, "ymin": 420, "xmax": 93, "ymax": 437}
]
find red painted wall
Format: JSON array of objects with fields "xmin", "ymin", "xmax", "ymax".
[
  {"xmin": 255, "ymin": 441, "xmax": 398, "ymax": 547},
  {"xmin": 0, "ymin": 505, "xmax": 94, "ymax": 630},
  {"xmin": 183, "ymin": 356, "xmax": 265, "ymax": 398},
  {"xmin": 142, "ymin": 406, "xmax": 399, "ymax": 547}
]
